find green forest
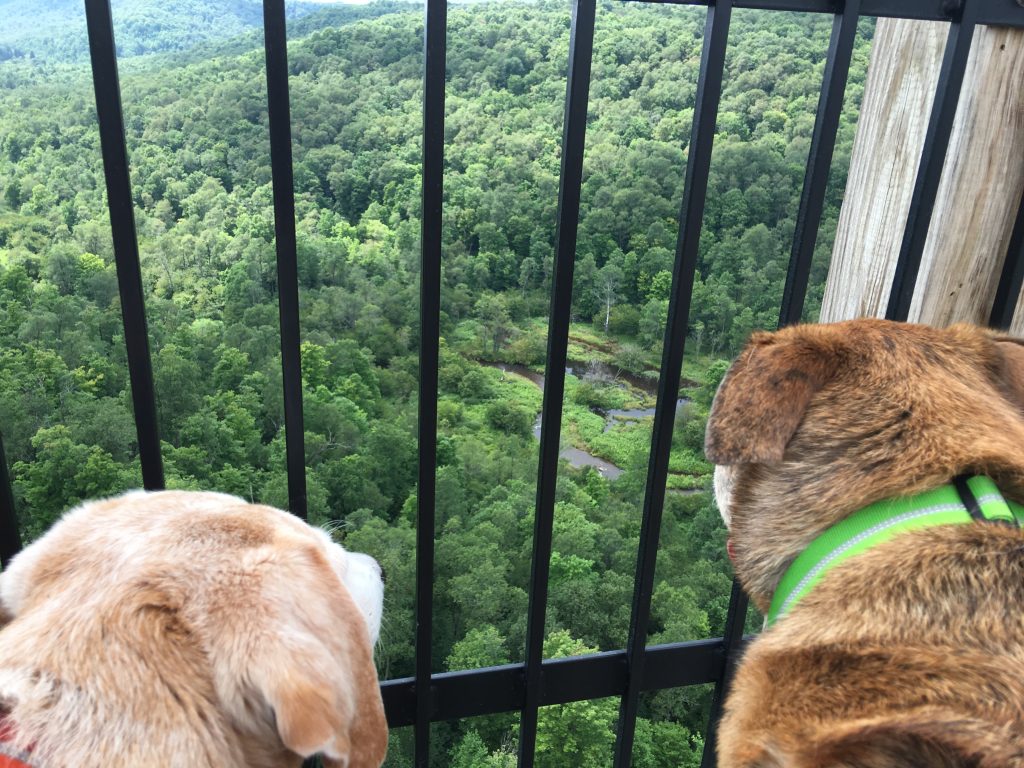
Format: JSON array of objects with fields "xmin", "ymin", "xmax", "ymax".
[{"xmin": 0, "ymin": 1, "xmax": 873, "ymax": 764}]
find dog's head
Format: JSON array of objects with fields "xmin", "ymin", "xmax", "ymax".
[
  {"xmin": 0, "ymin": 490, "xmax": 388, "ymax": 767},
  {"xmin": 705, "ymin": 319, "xmax": 1024, "ymax": 611}
]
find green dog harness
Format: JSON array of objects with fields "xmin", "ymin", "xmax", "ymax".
[{"xmin": 766, "ymin": 476, "xmax": 1024, "ymax": 626}]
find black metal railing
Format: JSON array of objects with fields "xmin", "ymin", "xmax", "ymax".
[
  {"xmin": 416, "ymin": 0, "xmax": 447, "ymax": 761},
  {"xmin": 2, "ymin": 1, "xmax": 1024, "ymax": 767}
]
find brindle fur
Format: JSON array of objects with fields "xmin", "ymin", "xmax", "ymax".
[{"xmin": 706, "ymin": 319, "xmax": 1024, "ymax": 768}]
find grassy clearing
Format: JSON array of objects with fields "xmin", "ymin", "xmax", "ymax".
[
  {"xmin": 488, "ymin": 367, "xmax": 543, "ymax": 410},
  {"xmin": 586, "ymin": 420, "xmax": 650, "ymax": 468},
  {"xmin": 666, "ymin": 473, "xmax": 711, "ymax": 491}
]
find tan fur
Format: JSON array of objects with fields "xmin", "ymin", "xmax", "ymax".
[
  {"xmin": 706, "ymin": 319, "xmax": 1024, "ymax": 768},
  {"xmin": 0, "ymin": 490, "xmax": 388, "ymax": 767}
]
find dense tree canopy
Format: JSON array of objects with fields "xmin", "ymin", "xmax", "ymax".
[{"xmin": 0, "ymin": 2, "xmax": 873, "ymax": 764}]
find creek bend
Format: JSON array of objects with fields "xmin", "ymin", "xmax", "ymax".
[{"xmin": 480, "ymin": 360, "xmax": 688, "ymax": 481}]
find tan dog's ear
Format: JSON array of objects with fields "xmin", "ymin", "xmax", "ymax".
[
  {"xmin": 248, "ymin": 546, "xmax": 388, "ymax": 768},
  {"xmin": 705, "ymin": 329, "xmax": 841, "ymax": 465},
  {"xmin": 991, "ymin": 334, "xmax": 1024, "ymax": 412}
]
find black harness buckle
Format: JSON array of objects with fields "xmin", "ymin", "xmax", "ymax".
[{"xmin": 953, "ymin": 475, "xmax": 1018, "ymax": 528}]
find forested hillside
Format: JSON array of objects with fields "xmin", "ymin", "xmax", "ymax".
[{"xmin": 0, "ymin": 2, "xmax": 873, "ymax": 764}]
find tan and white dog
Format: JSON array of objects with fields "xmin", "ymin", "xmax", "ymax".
[
  {"xmin": 0, "ymin": 490, "xmax": 388, "ymax": 768},
  {"xmin": 707, "ymin": 319, "xmax": 1024, "ymax": 768}
]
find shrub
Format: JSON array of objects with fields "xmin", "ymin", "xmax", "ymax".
[
  {"xmin": 608, "ymin": 304, "xmax": 640, "ymax": 336},
  {"xmin": 613, "ymin": 343, "xmax": 647, "ymax": 375},
  {"xmin": 505, "ymin": 330, "xmax": 546, "ymax": 366},
  {"xmin": 458, "ymin": 368, "xmax": 494, "ymax": 402},
  {"xmin": 573, "ymin": 380, "xmax": 616, "ymax": 411},
  {"xmin": 485, "ymin": 401, "xmax": 534, "ymax": 437}
]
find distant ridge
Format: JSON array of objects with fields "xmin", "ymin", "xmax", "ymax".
[{"xmin": 0, "ymin": 0, "xmax": 411, "ymax": 65}]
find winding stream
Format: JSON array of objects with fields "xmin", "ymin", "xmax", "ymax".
[
  {"xmin": 482, "ymin": 361, "xmax": 688, "ymax": 481},
  {"xmin": 530, "ymin": 416, "xmax": 624, "ymax": 480}
]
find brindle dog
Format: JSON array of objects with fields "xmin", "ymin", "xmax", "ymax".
[{"xmin": 706, "ymin": 319, "xmax": 1024, "ymax": 768}]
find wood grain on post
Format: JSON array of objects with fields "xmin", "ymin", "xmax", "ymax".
[{"xmin": 819, "ymin": 19, "xmax": 1024, "ymax": 330}]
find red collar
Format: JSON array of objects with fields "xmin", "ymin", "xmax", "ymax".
[{"xmin": 0, "ymin": 716, "xmax": 33, "ymax": 768}]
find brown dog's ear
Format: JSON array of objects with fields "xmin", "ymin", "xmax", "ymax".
[
  {"xmin": 705, "ymin": 329, "xmax": 840, "ymax": 465},
  {"xmin": 249, "ymin": 546, "xmax": 388, "ymax": 768},
  {"xmin": 990, "ymin": 334, "xmax": 1024, "ymax": 412}
]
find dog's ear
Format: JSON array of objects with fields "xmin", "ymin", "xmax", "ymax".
[
  {"xmin": 705, "ymin": 329, "xmax": 840, "ymax": 465},
  {"xmin": 249, "ymin": 545, "xmax": 388, "ymax": 768},
  {"xmin": 990, "ymin": 334, "xmax": 1024, "ymax": 412}
]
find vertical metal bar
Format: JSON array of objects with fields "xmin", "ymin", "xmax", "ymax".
[
  {"xmin": 415, "ymin": 0, "xmax": 447, "ymax": 763},
  {"xmin": 699, "ymin": 583, "xmax": 748, "ymax": 768},
  {"xmin": 83, "ymin": 0, "xmax": 164, "ymax": 491},
  {"xmin": 700, "ymin": 9, "xmax": 861, "ymax": 763},
  {"xmin": 0, "ymin": 434, "xmax": 22, "ymax": 567},
  {"xmin": 885, "ymin": 0, "xmax": 977, "ymax": 322},
  {"xmin": 779, "ymin": 0, "xmax": 860, "ymax": 328},
  {"xmin": 518, "ymin": 0, "xmax": 596, "ymax": 764},
  {"xmin": 263, "ymin": 0, "xmax": 308, "ymax": 519},
  {"xmin": 989, "ymin": 191, "xmax": 1024, "ymax": 330},
  {"xmin": 613, "ymin": 3, "xmax": 733, "ymax": 766}
]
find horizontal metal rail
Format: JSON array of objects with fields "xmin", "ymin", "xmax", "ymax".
[
  {"xmin": 623, "ymin": 0, "xmax": 1024, "ymax": 28},
  {"xmin": 382, "ymin": 638, "xmax": 725, "ymax": 727}
]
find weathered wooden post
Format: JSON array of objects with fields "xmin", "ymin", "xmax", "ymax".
[{"xmin": 819, "ymin": 18, "xmax": 1024, "ymax": 329}]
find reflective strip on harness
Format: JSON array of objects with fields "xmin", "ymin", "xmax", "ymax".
[{"xmin": 766, "ymin": 476, "xmax": 1024, "ymax": 626}]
